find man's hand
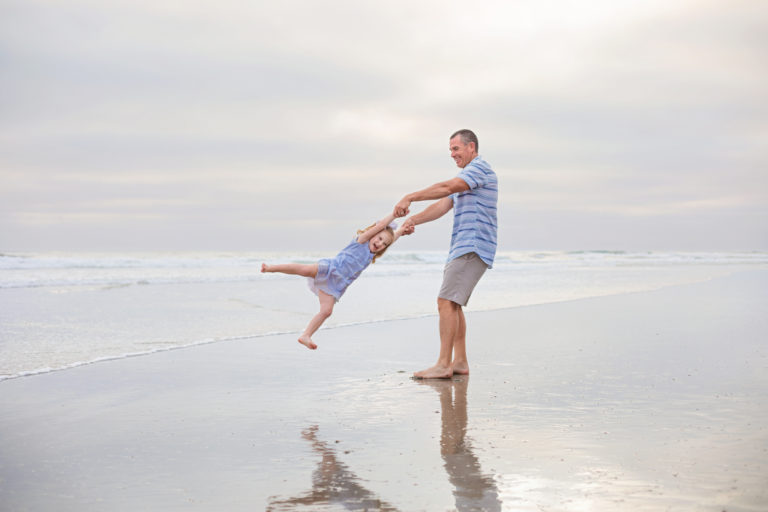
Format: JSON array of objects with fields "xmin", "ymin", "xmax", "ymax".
[
  {"xmin": 394, "ymin": 196, "xmax": 411, "ymax": 218},
  {"xmin": 401, "ymin": 217, "xmax": 416, "ymax": 235}
]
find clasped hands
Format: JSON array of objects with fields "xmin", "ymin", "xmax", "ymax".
[{"xmin": 394, "ymin": 198, "xmax": 416, "ymax": 235}]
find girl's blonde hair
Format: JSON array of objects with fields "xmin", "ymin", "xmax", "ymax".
[{"xmin": 357, "ymin": 223, "xmax": 395, "ymax": 263}]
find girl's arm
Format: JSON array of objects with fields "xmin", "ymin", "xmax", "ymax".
[
  {"xmin": 392, "ymin": 223, "xmax": 409, "ymax": 242},
  {"xmin": 356, "ymin": 212, "xmax": 397, "ymax": 244}
]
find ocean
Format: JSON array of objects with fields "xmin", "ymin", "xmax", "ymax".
[{"xmin": 2, "ymin": 250, "xmax": 767, "ymax": 381}]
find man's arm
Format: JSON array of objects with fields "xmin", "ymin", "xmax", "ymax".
[
  {"xmin": 401, "ymin": 197, "xmax": 453, "ymax": 235},
  {"xmin": 394, "ymin": 177, "xmax": 469, "ymax": 217}
]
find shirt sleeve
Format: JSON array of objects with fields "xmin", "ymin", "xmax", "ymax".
[{"xmin": 458, "ymin": 162, "xmax": 488, "ymax": 190}]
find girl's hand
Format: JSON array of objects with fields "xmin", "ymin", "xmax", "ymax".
[{"xmin": 401, "ymin": 218, "xmax": 416, "ymax": 235}]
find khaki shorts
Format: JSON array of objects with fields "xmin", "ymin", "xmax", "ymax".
[{"xmin": 438, "ymin": 252, "xmax": 488, "ymax": 307}]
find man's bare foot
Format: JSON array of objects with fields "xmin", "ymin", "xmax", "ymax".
[
  {"xmin": 261, "ymin": 263, "xmax": 270, "ymax": 272},
  {"xmin": 413, "ymin": 364, "xmax": 453, "ymax": 379},
  {"xmin": 452, "ymin": 362, "xmax": 470, "ymax": 375},
  {"xmin": 298, "ymin": 335, "xmax": 317, "ymax": 350}
]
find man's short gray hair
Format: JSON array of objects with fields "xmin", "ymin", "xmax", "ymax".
[{"xmin": 450, "ymin": 129, "xmax": 479, "ymax": 152}]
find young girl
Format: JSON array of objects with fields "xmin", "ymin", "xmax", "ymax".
[{"xmin": 261, "ymin": 213, "xmax": 407, "ymax": 350}]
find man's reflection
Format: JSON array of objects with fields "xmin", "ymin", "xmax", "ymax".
[
  {"xmin": 266, "ymin": 425, "xmax": 398, "ymax": 511},
  {"xmin": 419, "ymin": 377, "xmax": 501, "ymax": 512}
]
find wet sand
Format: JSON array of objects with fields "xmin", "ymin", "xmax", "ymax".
[{"xmin": 1, "ymin": 270, "xmax": 766, "ymax": 511}]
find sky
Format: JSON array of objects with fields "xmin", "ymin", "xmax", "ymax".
[{"xmin": 1, "ymin": 0, "xmax": 766, "ymax": 253}]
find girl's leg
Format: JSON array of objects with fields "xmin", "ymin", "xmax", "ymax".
[
  {"xmin": 298, "ymin": 291, "xmax": 335, "ymax": 350},
  {"xmin": 261, "ymin": 262, "xmax": 318, "ymax": 278}
]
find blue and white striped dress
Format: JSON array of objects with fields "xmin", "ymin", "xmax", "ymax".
[{"xmin": 448, "ymin": 155, "xmax": 498, "ymax": 268}]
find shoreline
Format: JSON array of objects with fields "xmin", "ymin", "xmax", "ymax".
[{"xmin": 2, "ymin": 266, "xmax": 761, "ymax": 383}]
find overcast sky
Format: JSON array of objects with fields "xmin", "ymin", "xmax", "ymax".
[{"xmin": 1, "ymin": 0, "xmax": 766, "ymax": 252}]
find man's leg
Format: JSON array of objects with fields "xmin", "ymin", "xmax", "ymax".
[
  {"xmin": 451, "ymin": 306, "xmax": 469, "ymax": 375},
  {"xmin": 415, "ymin": 253, "xmax": 485, "ymax": 379},
  {"xmin": 414, "ymin": 297, "xmax": 460, "ymax": 379}
]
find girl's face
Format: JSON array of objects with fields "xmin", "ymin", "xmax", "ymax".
[{"xmin": 369, "ymin": 231, "xmax": 394, "ymax": 254}]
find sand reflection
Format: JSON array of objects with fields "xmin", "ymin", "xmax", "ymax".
[
  {"xmin": 418, "ymin": 377, "xmax": 501, "ymax": 512},
  {"xmin": 266, "ymin": 425, "xmax": 398, "ymax": 511}
]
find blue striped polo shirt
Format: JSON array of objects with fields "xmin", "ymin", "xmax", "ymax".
[{"xmin": 449, "ymin": 155, "xmax": 498, "ymax": 268}]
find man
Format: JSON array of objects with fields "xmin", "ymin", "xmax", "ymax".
[{"xmin": 395, "ymin": 129, "xmax": 498, "ymax": 379}]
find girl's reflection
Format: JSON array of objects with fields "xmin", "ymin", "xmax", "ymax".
[
  {"xmin": 266, "ymin": 425, "xmax": 398, "ymax": 511},
  {"xmin": 418, "ymin": 377, "xmax": 501, "ymax": 512}
]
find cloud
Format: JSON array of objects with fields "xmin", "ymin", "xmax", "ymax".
[{"xmin": 0, "ymin": 0, "xmax": 766, "ymax": 251}]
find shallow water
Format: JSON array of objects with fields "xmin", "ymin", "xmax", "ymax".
[{"xmin": 1, "ymin": 250, "xmax": 766, "ymax": 380}]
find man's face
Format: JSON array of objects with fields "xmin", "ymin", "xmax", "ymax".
[{"xmin": 449, "ymin": 135, "xmax": 476, "ymax": 168}]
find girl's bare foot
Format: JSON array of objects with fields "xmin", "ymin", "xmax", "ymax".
[
  {"xmin": 413, "ymin": 364, "xmax": 453, "ymax": 379},
  {"xmin": 298, "ymin": 335, "xmax": 317, "ymax": 350},
  {"xmin": 261, "ymin": 263, "xmax": 270, "ymax": 272}
]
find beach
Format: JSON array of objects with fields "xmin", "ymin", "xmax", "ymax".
[{"xmin": 1, "ymin": 269, "xmax": 766, "ymax": 511}]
